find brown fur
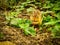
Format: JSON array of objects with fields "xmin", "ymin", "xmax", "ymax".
[{"xmin": 30, "ymin": 9, "xmax": 42, "ymax": 25}]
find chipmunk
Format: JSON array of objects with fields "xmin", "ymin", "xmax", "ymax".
[
  {"xmin": 30, "ymin": 9, "xmax": 42, "ymax": 25},
  {"xmin": 17, "ymin": 8, "xmax": 42, "ymax": 26}
]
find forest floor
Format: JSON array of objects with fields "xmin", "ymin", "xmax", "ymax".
[{"xmin": 0, "ymin": 10, "xmax": 60, "ymax": 45}]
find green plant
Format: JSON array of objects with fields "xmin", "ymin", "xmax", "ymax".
[
  {"xmin": 42, "ymin": 14, "xmax": 60, "ymax": 38},
  {"xmin": 0, "ymin": 33, "xmax": 4, "ymax": 39},
  {"xmin": 42, "ymin": 7, "xmax": 60, "ymax": 38},
  {"xmin": 5, "ymin": 9, "xmax": 36, "ymax": 36},
  {"xmin": 9, "ymin": 18, "xmax": 36, "ymax": 36},
  {"xmin": 47, "ymin": 24, "xmax": 60, "ymax": 38},
  {"xmin": 42, "ymin": 1, "xmax": 53, "ymax": 9},
  {"xmin": 4, "ymin": 0, "xmax": 60, "ymax": 38}
]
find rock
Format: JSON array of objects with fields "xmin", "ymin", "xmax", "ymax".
[{"xmin": 0, "ymin": 41, "xmax": 16, "ymax": 45}]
